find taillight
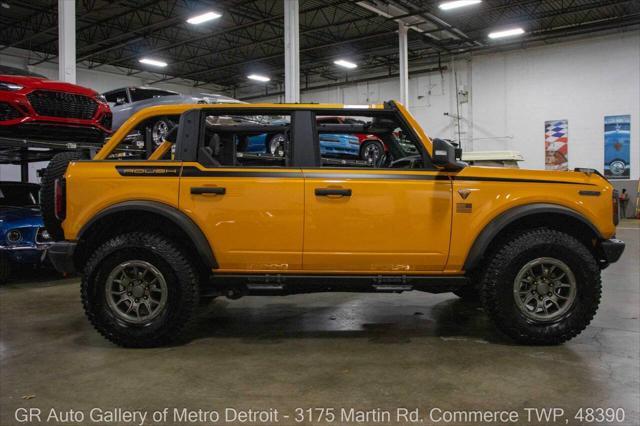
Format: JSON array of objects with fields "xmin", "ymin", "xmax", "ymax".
[
  {"xmin": 54, "ymin": 178, "xmax": 66, "ymax": 220},
  {"xmin": 612, "ymin": 189, "xmax": 620, "ymax": 226}
]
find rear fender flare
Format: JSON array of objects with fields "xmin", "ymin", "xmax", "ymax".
[{"xmin": 78, "ymin": 200, "xmax": 217, "ymax": 269}]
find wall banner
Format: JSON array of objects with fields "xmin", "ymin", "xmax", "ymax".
[
  {"xmin": 604, "ymin": 115, "xmax": 631, "ymax": 179},
  {"xmin": 545, "ymin": 120, "xmax": 568, "ymax": 171}
]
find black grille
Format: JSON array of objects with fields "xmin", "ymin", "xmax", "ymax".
[
  {"xmin": 0, "ymin": 123, "xmax": 105, "ymax": 144},
  {"xmin": 27, "ymin": 90, "xmax": 98, "ymax": 119},
  {"xmin": 0, "ymin": 102, "xmax": 22, "ymax": 121}
]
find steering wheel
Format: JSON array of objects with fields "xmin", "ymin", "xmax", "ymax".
[{"xmin": 390, "ymin": 155, "xmax": 421, "ymax": 169}]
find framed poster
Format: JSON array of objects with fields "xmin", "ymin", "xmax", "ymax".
[
  {"xmin": 604, "ymin": 115, "xmax": 631, "ymax": 179},
  {"xmin": 545, "ymin": 120, "xmax": 568, "ymax": 171}
]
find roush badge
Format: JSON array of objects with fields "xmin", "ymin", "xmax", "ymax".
[{"xmin": 116, "ymin": 166, "xmax": 180, "ymax": 176}]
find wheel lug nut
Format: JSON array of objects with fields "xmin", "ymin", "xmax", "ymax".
[
  {"xmin": 548, "ymin": 292, "xmax": 552, "ymax": 296},
  {"xmin": 127, "ymin": 292, "xmax": 131, "ymax": 296}
]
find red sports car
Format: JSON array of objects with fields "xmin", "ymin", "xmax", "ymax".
[
  {"xmin": 0, "ymin": 65, "xmax": 111, "ymax": 144},
  {"xmin": 316, "ymin": 116, "xmax": 386, "ymax": 163}
]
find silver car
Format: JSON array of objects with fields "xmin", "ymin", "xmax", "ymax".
[{"xmin": 102, "ymin": 87, "xmax": 243, "ymax": 145}]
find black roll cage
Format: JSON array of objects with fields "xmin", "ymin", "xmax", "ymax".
[{"xmin": 173, "ymin": 105, "xmax": 437, "ymax": 170}]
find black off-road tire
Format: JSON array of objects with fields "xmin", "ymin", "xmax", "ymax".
[
  {"xmin": 480, "ymin": 228, "xmax": 601, "ymax": 345},
  {"xmin": 40, "ymin": 151, "xmax": 84, "ymax": 241},
  {"xmin": 0, "ymin": 254, "xmax": 10, "ymax": 284},
  {"xmin": 81, "ymin": 232, "xmax": 200, "ymax": 348}
]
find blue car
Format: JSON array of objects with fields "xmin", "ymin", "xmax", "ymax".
[
  {"xmin": 245, "ymin": 131, "xmax": 360, "ymax": 158},
  {"xmin": 604, "ymin": 119, "xmax": 631, "ymax": 178},
  {"xmin": 0, "ymin": 182, "xmax": 53, "ymax": 283}
]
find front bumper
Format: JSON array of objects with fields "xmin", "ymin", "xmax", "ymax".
[
  {"xmin": 600, "ymin": 238, "xmax": 625, "ymax": 264},
  {"xmin": 48, "ymin": 241, "xmax": 77, "ymax": 274},
  {"xmin": 0, "ymin": 244, "xmax": 50, "ymax": 265}
]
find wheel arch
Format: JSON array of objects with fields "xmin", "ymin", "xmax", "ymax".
[
  {"xmin": 463, "ymin": 203, "xmax": 604, "ymax": 272},
  {"xmin": 75, "ymin": 201, "xmax": 217, "ymax": 272}
]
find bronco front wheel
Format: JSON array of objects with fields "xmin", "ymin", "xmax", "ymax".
[
  {"xmin": 480, "ymin": 228, "xmax": 601, "ymax": 345},
  {"xmin": 81, "ymin": 232, "xmax": 200, "ymax": 347}
]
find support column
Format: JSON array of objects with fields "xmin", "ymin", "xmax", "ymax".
[
  {"xmin": 20, "ymin": 149, "xmax": 29, "ymax": 183},
  {"xmin": 58, "ymin": 0, "xmax": 76, "ymax": 83},
  {"xmin": 398, "ymin": 22, "xmax": 409, "ymax": 107},
  {"xmin": 284, "ymin": 0, "xmax": 300, "ymax": 103}
]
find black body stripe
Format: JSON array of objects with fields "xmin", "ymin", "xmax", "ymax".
[
  {"xmin": 452, "ymin": 176, "xmax": 597, "ymax": 186},
  {"xmin": 181, "ymin": 167, "xmax": 304, "ymax": 178},
  {"xmin": 116, "ymin": 166, "xmax": 596, "ymax": 186},
  {"xmin": 304, "ymin": 172, "xmax": 449, "ymax": 180}
]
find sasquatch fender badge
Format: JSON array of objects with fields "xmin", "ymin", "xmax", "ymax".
[{"xmin": 458, "ymin": 189, "xmax": 471, "ymax": 200}]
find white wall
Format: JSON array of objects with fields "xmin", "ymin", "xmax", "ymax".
[{"xmin": 251, "ymin": 31, "xmax": 640, "ymax": 180}]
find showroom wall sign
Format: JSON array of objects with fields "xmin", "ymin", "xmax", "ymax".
[
  {"xmin": 604, "ymin": 114, "xmax": 631, "ymax": 179},
  {"xmin": 544, "ymin": 119, "xmax": 569, "ymax": 171}
]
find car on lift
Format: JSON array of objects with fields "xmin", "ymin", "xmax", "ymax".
[
  {"xmin": 103, "ymin": 87, "xmax": 244, "ymax": 146},
  {"xmin": 0, "ymin": 181, "xmax": 53, "ymax": 283},
  {"xmin": 0, "ymin": 65, "xmax": 112, "ymax": 144}
]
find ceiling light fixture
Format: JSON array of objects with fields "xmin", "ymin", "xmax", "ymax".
[
  {"xmin": 247, "ymin": 74, "xmax": 270, "ymax": 82},
  {"xmin": 438, "ymin": 0, "xmax": 481, "ymax": 11},
  {"xmin": 139, "ymin": 58, "xmax": 168, "ymax": 67},
  {"xmin": 334, "ymin": 59, "xmax": 357, "ymax": 69},
  {"xmin": 186, "ymin": 11, "xmax": 222, "ymax": 25},
  {"xmin": 488, "ymin": 27, "xmax": 525, "ymax": 39}
]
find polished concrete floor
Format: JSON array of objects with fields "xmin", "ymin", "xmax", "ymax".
[{"xmin": 1, "ymin": 220, "xmax": 638, "ymax": 426}]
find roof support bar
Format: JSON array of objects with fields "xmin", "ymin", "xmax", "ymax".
[
  {"xmin": 58, "ymin": 0, "xmax": 76, "ymax": 83},
  {"xmin": 284, "ymin": 0, "xmax": 300, "ymax": 103},
  {"xmin": 398, "ymin": 23, "xmax": 409, "ymax": 107}
]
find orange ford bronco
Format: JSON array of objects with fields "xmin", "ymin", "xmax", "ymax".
[{"xmin": 42, "ymin": 101, "xmax": 625, "ymax": 347}]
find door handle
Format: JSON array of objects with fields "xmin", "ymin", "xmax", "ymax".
[
  {"xmin": 191, "ymin": 186, "xmax": 226, "ymax": 195},
  {"xmin": 315, "ymin": 188, "xmax": 352, "ymax": 197}
]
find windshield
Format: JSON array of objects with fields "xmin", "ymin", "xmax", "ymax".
[
  {"xmin": 129, "ymin": 88, "xmax": 178, "ymax": 102},
  {"xmin": 0, "ymin": 184, "xmax": 40, "ymax": 207}
]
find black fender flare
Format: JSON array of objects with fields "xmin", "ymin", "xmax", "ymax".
[
  {"xmin": 78, "ymin": 201, "xmax": 217, "ymax": 269},
  {"xmin": 463, "ymin": 203, "xmax": 602, "ymax": 271}
]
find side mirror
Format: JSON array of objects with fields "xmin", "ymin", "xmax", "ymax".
[{"xmin": 432, "ymin": 138, "xmax": 466, "ymax": 170}]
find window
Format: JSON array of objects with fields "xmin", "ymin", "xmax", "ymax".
[
  {"xmin": 106, "ymin": 115, "xmax": 179, "ymax": 161},
  {"xmin": 104, "ymin": 89, "xmax": 128, "ymax": 106},
  {"xmin": 315, "ymin": 114, "xmax": 423, "ymax": 169},
  {"xmin": 199, "ymin": 113, "xmax": 291, "ymax": 167},
  {"xmin": 129, "ymin": 88, "xmax": 178, "ymax": 102},
  {"xmin": 0, "ymin": 184, "xmax": 39, "ymax": 207}
]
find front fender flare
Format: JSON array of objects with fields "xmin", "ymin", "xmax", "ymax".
[{"xmin": 463, "ymin": 203, "xmax": 602, "ymax": 272}]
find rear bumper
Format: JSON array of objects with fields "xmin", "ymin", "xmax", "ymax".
[
  {"xmin": 600, "ymin": 238, "xmax": 625, "ymax": 264},
  {"xmin": 48, "ymin": 241, "xmax": 77, "ymax": 274}
]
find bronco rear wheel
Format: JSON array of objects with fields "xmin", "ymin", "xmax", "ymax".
[
  {"xmin": 81, "ymin": 232, "xmax": 200, "ymax": 348},
  {"xmin": 480, "ymin": 228, "xmax": 601, "ymax": 345},
  {"xmin": 40, "ymin": 151, "xmax": 85, "ymax": 241}
]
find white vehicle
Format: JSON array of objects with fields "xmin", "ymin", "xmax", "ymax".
[{"xmin": 462, "ymin": 150, "xmax": 524, "ymax": 168}]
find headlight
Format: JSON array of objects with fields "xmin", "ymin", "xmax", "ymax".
[
  {"xmin": 0, "ymin": 82, "xmax": 23, "ymax": 91},
  {"xmin": 96, "ymin": 94, "xmax": 107, "ymax": 103},
  {"xmin": 6, "ymin": 229, "xmax": 22, "ymax": 243}
]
